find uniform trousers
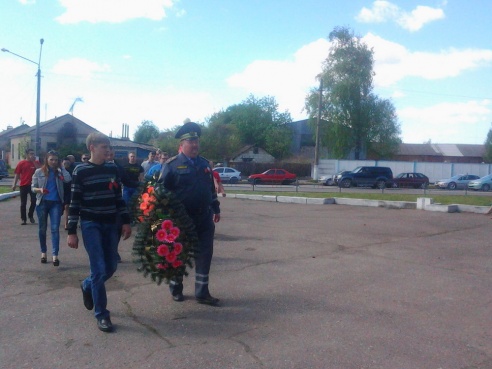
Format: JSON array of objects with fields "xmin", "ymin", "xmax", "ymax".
[{"xmin": 169, "ymin": 208, "xmax": 215, "ymax": 299}]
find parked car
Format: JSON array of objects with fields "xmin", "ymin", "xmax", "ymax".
[
  {"xmin": 338, "ymin": 166, "xmax": 393, "ymax": 189},
  {"xmin": 393, "ymin": 172, "xmax": 429, "ymax": 189},
  {"xmin": 248, "ymin": 169, "xmax": 297, "ymax": 185},
  {"xmin": 0, "ymin": 159, "xmax": 8, "ymax": 180},
  {"xmin": 213, "ymin": 167, "xmax": 241, "ymax": 183},
  {"xmin": 467, "ymin": 174, "xmax": 492, "ymax": 191},
  {"xmin": 434, "ymin": 174, "xmax": 480, "ymax": 190},
  {"xmin": 321, "ymin": 170, "xmax": 351, "ymax": 186}
]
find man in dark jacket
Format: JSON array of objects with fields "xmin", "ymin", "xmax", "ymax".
[{"xmin": 157, "ymin": 121, "xmax": 221, "ymax": 306}]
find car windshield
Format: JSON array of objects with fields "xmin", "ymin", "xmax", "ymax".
[{"xmin": 351, "ymin": 167, "xmax": 362, "ymax": 173}]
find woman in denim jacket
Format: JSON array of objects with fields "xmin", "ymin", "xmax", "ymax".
[{"xmin": 31, "ymin": 151, "xmax": 71, "ymax": 266}]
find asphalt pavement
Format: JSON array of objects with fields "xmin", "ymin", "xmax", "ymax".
[{"xmin": 1, "ymin": 194, "xmax": 491, "ymax": 369}]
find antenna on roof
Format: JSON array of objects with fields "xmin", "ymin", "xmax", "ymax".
[{"xmin": 68, "ymin": 97, "xmax": 84, "ymax": 115}]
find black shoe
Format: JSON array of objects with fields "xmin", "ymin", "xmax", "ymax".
[
  {"xmin": 172, "ymin": 293, "xmax": 184, "ymax": 302},
  {"xmin": 53, "ymin": 259, "xmax": 60, "ymax": 267},
  {"xmin": 29, "ymin": 216, "xmax": 35, "ymax": 224},
  {"xmin": 97, "ymin": 317, "xmax": 113, "ymax": 332},
  {"xmin": 196, "ymin": 295, "xmax": 220, "ymax": 306},
  {"xmin": 21, "ymin": 220, "xmax": 27, "ymax": 225},
  {"xmin": 80, "ymin": 283, "xmax": 93, "ymax": 310},
  {"xmin": 41, "ymin": 256, "xmax": 47, "ymax": 264}
]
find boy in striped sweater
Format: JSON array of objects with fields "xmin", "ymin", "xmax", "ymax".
[{"xmin": 67, "ymin": 133, "xmax": 131, "ymax": 333}]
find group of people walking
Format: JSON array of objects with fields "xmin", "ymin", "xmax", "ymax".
[{"xmin": 11, "ymin": 121, "xmax": 222, "ymax": 333}]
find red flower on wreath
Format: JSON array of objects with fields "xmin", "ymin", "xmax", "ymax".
[
  {"xmin": 157, "ymin": 244, "xmax": 170, "ymax": 256},
  {"xmin": 157, "ymin": 263, "xmax": 168, "ymax": 270},
  {"xmin": 165, "ymin": 252, "xmax": 177, "ymax": 263},
  {"xmin": 172, "ymin": 260, "xmax": 183, "ymax": 268},
  {"xmin": 156, "ymin": 229, "xmax": 167, "ymax": 242},
  {"xmin": 169, "ymin": 226, "xmax": 180, "ymax": 238},
  {"xmin": 173, "ymin": 242, "xmax": 183, "ymax": 254},
  {"xmin": 161, "ymin": 219, "xmax": 173, "ymax": 230}
]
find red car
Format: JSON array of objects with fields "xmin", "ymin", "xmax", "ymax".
[{"xmin": 248, "ymin": 169, "xmax": 297, "ymax": 185}]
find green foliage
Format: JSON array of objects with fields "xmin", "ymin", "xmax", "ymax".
[
  {"xmin": 305, "ymin": 26, "xmax": 401, "ymax": 159},
  {"xmin": 484, "ymin": 127, "xmax": 492, "ymax": 163},
  {"xmin": 205, "ymin": 94, "xmax": 293, "ymax": 161},
  {"xmin": 151, "ymin": 128, "xmax": 181, "ymax": 156},
  {"xmin": 56, "ymin": 142, "xmax": 88, "ymax": 161},
  {"xmin": 133, "ymin": 120, "xmax": 160, "ymax": 144},
  {"xmin": 200, "ymin": 111, "xmax": 242, "ymax": 162}
]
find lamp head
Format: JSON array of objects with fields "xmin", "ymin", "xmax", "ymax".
[{"xmin": 1, "ymin": 48, "xmax": 8, "ymax": 52}]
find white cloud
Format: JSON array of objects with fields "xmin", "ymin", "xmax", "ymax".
[
  {"xmin": 52, "ymin": 58, "xmax": 111, "ymax": 79},
  {"xmin": 356, "ymin": 1, "xmax": 445, "ymax": 31},
  {"xmin": 227, "ymin": 38, "xmax": 330, "ymax": 119},
  {"xmin": 363, "ymin": 33, "xmax": 492, "ymax": 86},
  {"xmin": 56, "ymin": 0, "xmax": 176, "ymax": 24},
  {"xmin": 18, "ymin": 0, "xmax": 36, "ymax": 4},
  {"xmin": 398, "ymin": 100, "xmax": 492, "ymax": 143}
]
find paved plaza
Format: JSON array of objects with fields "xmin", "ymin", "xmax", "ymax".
[{"xmin": 1, "ymin": 195, "xmax": 491, "ymax": 369}]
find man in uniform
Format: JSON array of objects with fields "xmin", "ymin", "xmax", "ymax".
[{"xmin": 157, "ymin": 121, "xmax": 221, "ymax": 306}]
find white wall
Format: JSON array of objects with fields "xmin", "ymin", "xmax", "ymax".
[{"xmin": 315, "ymin": 159, "xmax": 492, "ymax": 182}]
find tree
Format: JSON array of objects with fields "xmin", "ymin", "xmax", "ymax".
[
  {"xmin": 484, "ymin": 126, "xmax": 492, "ymax": 163},
  {"xmin": 206, "ymin": 95, "xmax": 293, "ymax": 160},
  {"xmin": 305, "ymin": 26, "xmax": 401, "ymax": 159},
  {"xmin": 133, "ymin": 120, "xmax": 159, "ymax": 144}
]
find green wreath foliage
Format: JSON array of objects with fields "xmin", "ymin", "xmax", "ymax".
[{"xmin": 132, "ymin": 182, "xmax": 198, "ymax": 285}]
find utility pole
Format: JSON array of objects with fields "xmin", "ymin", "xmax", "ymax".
[
  {"xmin": 2, "ymin": 38, "xmax": 44, "ymax": 157},
  {"xmin": 313, "ymin": 78, "xmax": 323, "ymax": 180}
]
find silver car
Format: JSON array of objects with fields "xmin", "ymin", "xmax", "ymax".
[
  {"xmin": 435, "ymin": 174, "xmax": 480, "ymax": 190},
  {"xmin": 467, "ymin": 174, "xmax": 492, "ymax": 191},
  {"xmin": 213, "ymin": 167, "xmax": 242, "ymax": 183}
]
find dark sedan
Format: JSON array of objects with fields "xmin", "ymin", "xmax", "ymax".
[{"xmin": 393, "ymin": 172, "xmax": 429, "ymax": 189}]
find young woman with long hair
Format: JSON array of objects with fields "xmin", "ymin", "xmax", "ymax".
[{"xmin": 31, "ymin": 151, "xmax": 72, "ymax": 266}]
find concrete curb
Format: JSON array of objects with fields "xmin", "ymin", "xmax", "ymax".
[
  {"xmin": 227, "ymin": 193, "xmax": 489, "ymax": 214},
  {"xmin": 0, "ymin": 191, "xmax": 20, "ymax": 201}
]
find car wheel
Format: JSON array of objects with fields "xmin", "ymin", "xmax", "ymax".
[
  {"xmin": 482, "ymin": 184, "xmax": 490, "ymax": 191},
  {"xmin": 420, "ymin": 182, "xmax": 428, "ymax": 189},
  {"xmin": 447, "ymin": 182, "xmax": 457, "ymax": 190},
  {"xmin": 230, "ymin": 177, "xmax": 238, "ymax": 184},
  {"xmin": 340, "ymin": 179, "xmax": 351, "ymax": 188},
  {"xmin": 254, "ymin": 178, "xmax": 261, "ymax": 185},
  {"xmin": 376, "ymin": 180, "xmax": 386, "ymax": 189}
]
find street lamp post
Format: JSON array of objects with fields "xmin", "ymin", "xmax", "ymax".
[
  {"xmin": 313, "ymin": 78, "xmax": 323, "ymax": 181},
  {"xmin": 2, "ymin": 38, "xmax": 44, "ymax": 156}
]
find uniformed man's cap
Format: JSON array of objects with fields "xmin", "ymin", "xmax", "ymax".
[{"xmin": 175, "ymin": 122, "xmax": 201, "ymax": 141}]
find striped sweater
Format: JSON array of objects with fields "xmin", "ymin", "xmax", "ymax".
[{"xmin": 67, "ymin": 161, "xmax": 130, "ymax": 235}]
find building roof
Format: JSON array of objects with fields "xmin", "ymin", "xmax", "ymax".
[
  {"xmin": 109, "ymin": 137, "xmax": 156, "ymax": 151},
  {"xmin": 0, "ymin": 124, "xmax": 31, "ymax": 139},
  {"xmin": 398, "ymin": 143, "xmax": 485, "ymax": 157}
]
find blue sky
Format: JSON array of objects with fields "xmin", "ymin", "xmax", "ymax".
[{"xmin": 1, "ymin": 0, "xmax": 491, "ymax": 144}]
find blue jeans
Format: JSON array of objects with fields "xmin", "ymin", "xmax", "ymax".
[
  {"xmin": 80, "ymin": 220, "xmax": 119, "ymax": 320},
  {"xmin": 122, "ymin": 186, "xmax": 138, "ymax": 220},
  {"xmin": 36, "ymin": 200, "xmax": 62, "ymax": 256}
]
